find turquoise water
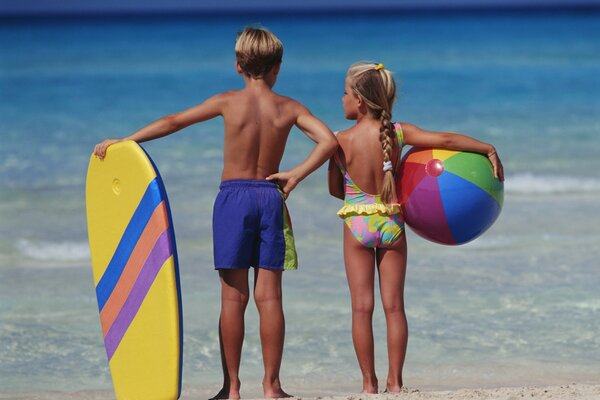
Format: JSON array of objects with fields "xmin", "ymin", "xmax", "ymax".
[{"xmin": 1, "ymin": 11, "xmax": 600, "ymax": 395}]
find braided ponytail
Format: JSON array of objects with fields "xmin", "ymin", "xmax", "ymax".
[
  {"xmin": 347, "ymin": 62, "xmax": 398, "ymax": 205},
  {"xmin": 379, "ymin": 109, "xmax": 397, "ymax": 204}
]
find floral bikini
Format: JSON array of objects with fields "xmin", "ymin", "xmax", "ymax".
[{"xmin": 334, "ymin": 123, "xmax": 405, "ymax": 248}]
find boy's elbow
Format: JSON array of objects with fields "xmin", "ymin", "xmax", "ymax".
[
  {"xmin": 327, "ymin": 177, "xmax": 344, "ymax": 199},
  {"xmin": 325, "ymin": 137, "xmax": 338, "ymax": 155},
  {"xmin": 329, "ymin": 188, "xmax": 344, "ymax": 200}
]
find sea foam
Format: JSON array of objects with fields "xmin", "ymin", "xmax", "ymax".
[
  {"xmin": 505, "ymin": 173, "xmax": 600, "ymax": 195},
  {"xmin": 15, "ymin": 239, "xmax": 90, "ymax": 264}
]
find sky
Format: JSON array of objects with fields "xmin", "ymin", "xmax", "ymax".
[{"xmin": 1, "ymin": 0, "xmax": 600, "ymax": 15}]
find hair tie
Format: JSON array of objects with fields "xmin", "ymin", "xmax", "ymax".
[
  {"xmin": 383, "ymin": 160, "xmax": 393, "ymax": 172},
  {"xmin": 374, "ymin": 63, "xmax": 384, "ymax": 71}
]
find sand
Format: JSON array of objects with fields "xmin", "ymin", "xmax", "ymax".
[{"xmin": 2, "ymin": 383, "xmax": 600, "ymax": 400}]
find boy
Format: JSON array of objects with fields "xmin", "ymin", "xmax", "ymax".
[{"xmin": 94, "ymin": 27, "xmax": 337, "ymax": 399}]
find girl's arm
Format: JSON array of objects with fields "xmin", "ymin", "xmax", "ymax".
[
  {"xmin": 93, "ymin": 93, "xmax": 227, "ymax": 159},
  {"xmin": 402, "ymin": 123, "xmax": 504, "ymax": 181},
  {"xmin": 328, "ymin": 156, "xmax": 345, "ymax": 200}
]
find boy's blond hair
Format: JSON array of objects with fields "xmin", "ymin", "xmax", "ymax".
[{"xmin": 235, "ymin": 27, "xmax": 283, "ymax": 79}]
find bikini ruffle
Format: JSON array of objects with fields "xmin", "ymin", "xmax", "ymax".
[{"xmin": 337, "ymin": 203, "xmax": 402, "ymax": 218}]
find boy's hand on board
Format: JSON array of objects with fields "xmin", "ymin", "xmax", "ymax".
[
  {"xmin": 94, "ymin": 138, "xmax": 122, "ymax": 160},
  {"xmin": 266, "ymin": 171, "xmax": 300, "ymax": 199}
]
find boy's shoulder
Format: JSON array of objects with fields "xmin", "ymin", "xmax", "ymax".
[
  {"xmin": 203, "ymin": 90, "xmax": 240, "ymax": 108},
  {"xmin": 217, "ymin": 89, "xmax": 243, "ymax": 100},
  {"xmin": 270, "ymin": 93, "xmax": 311, "ymax": 119},
  {"xmin": 272, "ymin": 92, "xmax": 303, "ymax": 106}
]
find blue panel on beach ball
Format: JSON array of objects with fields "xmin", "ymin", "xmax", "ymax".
[{"xmin": 438, "ymin": 171, "xmax": 502, "ymax": 245}]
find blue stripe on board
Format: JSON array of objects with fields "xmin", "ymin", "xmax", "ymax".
[{"xmin": 95, "ymin": 178, "xmax": 163, "ymax": 311}]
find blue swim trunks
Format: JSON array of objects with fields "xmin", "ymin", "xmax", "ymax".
[{"xmin": 212, "ymin": 179, "xmax": 298, "ymax": 271}]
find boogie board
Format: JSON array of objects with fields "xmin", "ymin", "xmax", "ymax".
[{"xmin": 86, "ymin": 141, "xmax": 183, "ymax": 400}]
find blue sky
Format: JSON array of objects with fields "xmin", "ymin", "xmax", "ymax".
[{"xmin": 2, "ymin": 0, "xmax": 600, "ymax": 15}]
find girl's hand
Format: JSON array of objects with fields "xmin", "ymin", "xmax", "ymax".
[
  {"xmin": 266, "ymin": 171, "xmax": 301, "ymax": 199},
  {"xmin": 487, "ymin": 149, "xmax": 505, "ymax": 182},
  {"xmin": 93, "ymin": 138, "xmax": 122, "ymax": 160}
]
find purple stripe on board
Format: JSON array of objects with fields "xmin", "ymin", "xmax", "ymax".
[{"xmin": 104, "ymin": 230, "xmax": 172, "ymax": 360}]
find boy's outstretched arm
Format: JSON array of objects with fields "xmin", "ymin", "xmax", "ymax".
[
  {"xmin": 402, "ymin": 123, "xmax": 504, "ymax": 181},
  {"xmin": 267, "ymin": 105, "xmax": 337, "ymax": 196},
  {"xmin": 93, "ymin": 93, "xmax": 227, "ymax": 159}
]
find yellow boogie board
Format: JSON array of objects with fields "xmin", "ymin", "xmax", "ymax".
[{"xmin": 86, "ymin": 141, "xmax": 183, "ymax": 400}]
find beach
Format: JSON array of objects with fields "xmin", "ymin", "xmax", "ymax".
[
  {"xmin": 3, "ymin": 383, "xmax": 600, "ymax": 399},
  {"xmin": 1, "ymin": 8, "xmax": 600, "ymax": 400}
]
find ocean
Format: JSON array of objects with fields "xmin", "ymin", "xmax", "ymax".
[{"xmin": 1, "ymin": 10, "xmax": 599, "ymax": 398}]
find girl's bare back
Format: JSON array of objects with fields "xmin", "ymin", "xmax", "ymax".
[{"xmin": 337, "ymin": 122, "xmax": 396, "ymax": 195}]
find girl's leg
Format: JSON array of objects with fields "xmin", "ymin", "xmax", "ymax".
[
  {"xmin": 376, "ymin": 234, "xmax": 408, "ymax": 392},
  {"xmin": 344, "ymin": 224, "xmax": 378, "ymax": 393},
  {"xmin": 253, "ymin": 267, "xmax": 291, "ymax": 398},
  {"xmin": 213, "ymin": 269, "xmax": 250, "ymax": 400}
]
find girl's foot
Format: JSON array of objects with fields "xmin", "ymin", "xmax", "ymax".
[
  {"xmin": 362, "ymin": 377, "xmax": 378, "ymax": 394},
  {"xmin": 385, "ymin": 384, "xmax": 403, "ymax": 393},
  {"xmin": 361, "ymin": 389, "xmax": 379, "ymax": 395}
]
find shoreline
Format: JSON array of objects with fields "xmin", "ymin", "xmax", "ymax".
[{"xmin": 2, "ymin": 383, "xmax": 600, "ymax": 400}]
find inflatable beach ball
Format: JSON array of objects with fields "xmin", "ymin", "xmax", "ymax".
[{"xmin": 398, "ymin": 147, "xmax": 503, "ymax": 245}]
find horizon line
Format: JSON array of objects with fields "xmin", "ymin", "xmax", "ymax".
[{"xmin": 2, "ymin": 3, "xmax": 600, "ymax": 19}]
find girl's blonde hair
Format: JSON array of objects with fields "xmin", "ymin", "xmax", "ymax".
[
  {"xmin": 347, "ymin": 62, "xmax": 397, "ymax": 204},
  {"xmin": 235, "ymin": 26, "xmax": 283, "ymax": 79}
]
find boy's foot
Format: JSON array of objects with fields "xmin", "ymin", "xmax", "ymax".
[
  {"xmin": 209, "ymin": 386, "xmax": 240, "ymax": 400},
  {"xmin": 263, "ymin": 387, "xmax": 292, "ymax": 399},
  {"xmin": 263, "ymin": 379, "xmax": 292, "ymax": 399}
]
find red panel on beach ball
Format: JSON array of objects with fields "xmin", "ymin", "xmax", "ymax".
[{"xmin": 397, "ymin": 147, "xmax": 504, "ymax": 245}]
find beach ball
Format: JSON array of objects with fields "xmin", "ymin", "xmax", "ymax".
[{"xmin": 397, "ymin": 147, "xmax": 503, "ymax": 245}]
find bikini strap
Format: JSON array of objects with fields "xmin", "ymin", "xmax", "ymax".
[
  {"xmin": 393, "ymin": 122, "xmax": 404, "ymax": 147},
  {"xmin": 392, "ymin": 122, "xmax": 404, "ymax": 178}
]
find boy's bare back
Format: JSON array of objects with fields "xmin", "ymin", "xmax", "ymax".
[{"xmin": 220, "ymin": 85, "xmax": 302, "ymax": 181}]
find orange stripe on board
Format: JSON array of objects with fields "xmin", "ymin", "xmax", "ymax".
[{"xmin": 100, "ymin": 201, "xmax": 169, "ymax": 337}]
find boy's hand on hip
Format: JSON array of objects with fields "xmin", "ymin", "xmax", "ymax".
[{"xmin": 266, "ymin": 171, "xmax": 300, "ymax": 199}]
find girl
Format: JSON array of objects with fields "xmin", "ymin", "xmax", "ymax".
[{"xmin": 328, "ymin": 62, "xmax": 504, "ymax": 394}]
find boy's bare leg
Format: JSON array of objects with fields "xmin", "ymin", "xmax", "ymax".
[
  {"xmin": 211, "ymin": 269, "xmax": 250, "ymax": 400},
  {"xmin": 254, "ymin": 267, "xmax": 291, "ymax": 398},
  {"xmin": 344, "ymin": 225, "xmax": 378, "ymax": 394},
  {"xmin": 209, "ymin": 317, "xmax": 229, "ymax": 400},
  {"xmin": 376, "ymin": 235, "xmax": 408, "ymax": 393}
]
